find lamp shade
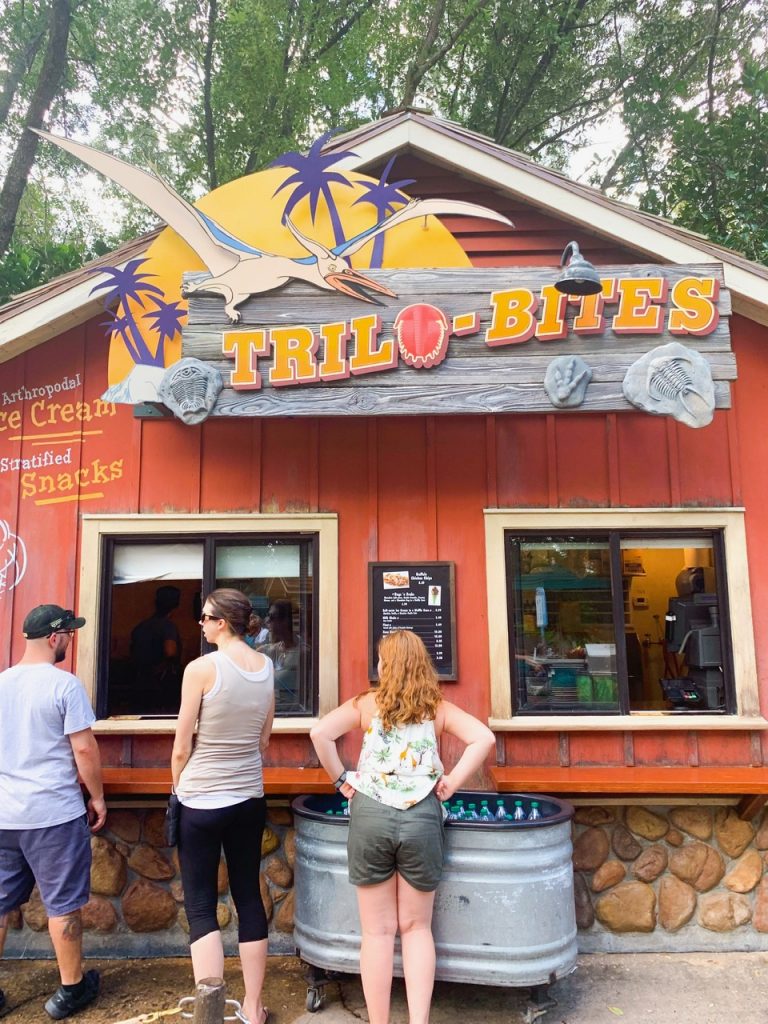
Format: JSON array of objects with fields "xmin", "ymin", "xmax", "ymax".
[{"xmin": 554, "ymin": 241, "xmax": 603, "ymax": 296}]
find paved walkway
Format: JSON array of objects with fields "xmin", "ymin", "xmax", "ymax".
[{"xmin": 290, "ymin": 951, "xmax": 768, "ymax": 1024}]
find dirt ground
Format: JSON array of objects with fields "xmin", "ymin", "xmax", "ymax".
[{"xmin": 0, "ymin": 955, "xmax": 311, "ymax": 1024}]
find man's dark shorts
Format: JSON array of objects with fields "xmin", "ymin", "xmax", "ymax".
[
  {"xmin": 347, "ymin": 790, "xmax": 445, "ymax": 892},
  {"xmin": 0, "ymin": 814, "xmax": 91, "ymax": 917}
]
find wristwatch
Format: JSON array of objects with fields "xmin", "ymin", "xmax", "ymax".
[{"xmin": 333, "ymin": 771, "xmax": 348, "ymax": 790}]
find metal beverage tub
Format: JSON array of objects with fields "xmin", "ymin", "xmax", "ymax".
[{"xmin": 292, "ymin": 791, "xmax": 577, "ymax": 1016}]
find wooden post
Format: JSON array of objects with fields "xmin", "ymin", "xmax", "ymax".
[{"xmin": 192, "ymin": 977, "xmax": 226, "ymax": 1024}]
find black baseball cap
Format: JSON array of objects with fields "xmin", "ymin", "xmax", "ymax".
[{"xmin": 23, "ymin": 604, "xmax": 86, "ymax": 639}]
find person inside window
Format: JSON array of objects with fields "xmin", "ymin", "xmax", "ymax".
[{"xmin": 129, "ymin": 585, "xmax": 182, "ymax": 713}]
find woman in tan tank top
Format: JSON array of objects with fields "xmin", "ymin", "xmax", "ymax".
[{"xmin": 172, "ymin": 588, "xmax": 275, "ymax": 1024}]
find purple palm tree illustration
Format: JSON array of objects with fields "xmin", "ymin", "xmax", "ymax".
[
  {"xmin": 89, "ymin": 259, "xmax": 165, "ymax": 366},
  {"xmin": 270, "ymin": 131, "xmax": 358, "ymax": 247},
  {"xmin": 141, "ymin": 298, "xmax": 187, "ymax": 367},
  {"xmin": 352, "ymin": 157, "xmax": 416, "ymax": 268},
  {"xmin": 100, "ymin": 310, "xmax": 142, "ymax": 365}
]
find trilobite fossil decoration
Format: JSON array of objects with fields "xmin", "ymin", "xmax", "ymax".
[
  {"xmin": 158, "ymin": 357, "xmax": 223, "ymax": 425},
  {"xmin": 622, "ymin": 342, "xmax": 715, "ymax": 428},
  {"xmin": 544, "ymin": 355, "xmax": 592, "ymax": 408}
]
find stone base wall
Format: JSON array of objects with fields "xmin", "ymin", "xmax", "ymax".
[
  {"xmin": 7, "ymin": 800, "xmax": 768, "ymax": 958},
  {"xmin": 573, "ymin": 803, "xmax": 768, "ymax": 952},
  {"xmin": 4, "ymin": 804, "xmax": 297, "ymax": 958}
]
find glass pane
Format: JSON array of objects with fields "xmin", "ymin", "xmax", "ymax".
[
  {"xmin": 108, "ymin": 543, "xmax": 204, "ymax": 717},
  {"xmin": 623, "ymin": 539, "xmax": 724, "ymax": 711},
  {"xmin": 510, "ymin": 536, "xmax": 619, "ymax": 712},
  {"xmin": 215, "ymin": 539, "xmax": 315, "ymax": 716}
]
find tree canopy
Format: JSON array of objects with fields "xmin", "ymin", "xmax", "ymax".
[{"xmin": 0, "ymin": 0, "xmax": 766, "ymax": 303}]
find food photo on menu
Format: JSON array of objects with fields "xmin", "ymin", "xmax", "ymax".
[
  {"xmin": 382, "ymin": 570, "xmax": 410, "ymax": 589},
  {"xmin": 428, "ymin": 585, "xmax": 441, "ymax": 606}
]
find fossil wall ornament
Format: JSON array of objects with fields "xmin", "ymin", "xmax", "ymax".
[
  {"xmin": 622, "ymin": 342, "xmax": 715, "ymax": 428},
  {"xmin": 158, "ymin": 358, "xmax": 223, "ymax": 425},
  {"xmin": 544, "ymin": 355, "xmax": 592, "ymax": 408}
]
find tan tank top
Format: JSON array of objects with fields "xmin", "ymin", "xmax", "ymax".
[{"xmin": 177, "ymin": 651, "xmax": 274, "ymax": 801}]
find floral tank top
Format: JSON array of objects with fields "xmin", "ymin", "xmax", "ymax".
[{"xmin": 347, "ymin": 714, "xmax": 444, "ymax": 809}]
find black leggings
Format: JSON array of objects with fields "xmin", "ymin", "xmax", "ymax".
[{"xmin": 179, "ymin": 797, "xmax": 268, "ymax": 944}]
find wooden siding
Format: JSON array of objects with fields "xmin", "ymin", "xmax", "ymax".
[{"xmin": 0, "ymin": 180, "xmax": 766, "ymax": 777}]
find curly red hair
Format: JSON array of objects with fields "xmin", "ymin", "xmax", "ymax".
[{"xmin": 366, "ymin": 629, "xmax": 442, "ymax": 732}]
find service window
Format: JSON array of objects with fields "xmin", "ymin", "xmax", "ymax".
[
  {"xmin": 507, "ymin": 530, "xmax": 732, "ymax": 715},
  {"xmin": 97, "ymin": 533, "xmax": 318, "ymax": 719},
  {"xmin": 484, "ymin": 509, "xmax": 760, "ymax": 726}
]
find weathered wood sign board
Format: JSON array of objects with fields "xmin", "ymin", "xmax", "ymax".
[
  {"xmin": 368, "ymin": 561, "xmax": 457, "ymax": 680},
  {"xmin": 181, "ymin": 264, "xmax": 732, "ymax": 417}
]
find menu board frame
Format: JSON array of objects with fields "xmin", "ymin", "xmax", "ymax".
[{"xmin": 368, "ymin": 561, "xmax": 457, "ymax": 681}]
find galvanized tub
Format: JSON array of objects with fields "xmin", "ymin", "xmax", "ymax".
[{"xmin": 292, "ymin": 791, "xmax": 577, "ymax": 998}]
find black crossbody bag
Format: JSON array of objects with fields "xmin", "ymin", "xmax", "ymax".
[{"xmin": 165, "ymin": 791, "xmax": 181, "ymax": 846}]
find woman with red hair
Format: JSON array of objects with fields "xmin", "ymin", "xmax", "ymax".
[{"xmin": 310, "ymin": 629, "xmax": 494, "ymax": 1024}]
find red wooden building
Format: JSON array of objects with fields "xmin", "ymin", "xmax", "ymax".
[{"xmin": 1, "ymin": 111, "xmax": 767, "ymax": 952}]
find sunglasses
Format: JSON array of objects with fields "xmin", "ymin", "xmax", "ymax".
[
  {"xmin": 199, "ymin": 612, "xmax": 222, "ymax": 624},
  {"xmin": 55, "ymin": 629, "xmax": 75, "ymax": 637}
]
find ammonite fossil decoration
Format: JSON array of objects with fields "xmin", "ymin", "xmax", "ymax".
[
  {"xmin": 544, "ymin": 355, "xmax": 592, "ymax": 408},
  {"xmin": 158, "ymin": 357, "xmax": 223, "ymax": 425},
  {"xmin": 393, "ymin": 303, "xmax": 450, "ymax": 369},
  {"xmin": 622, "ymin": 342, "xmax": 715, "ymax": 428}
]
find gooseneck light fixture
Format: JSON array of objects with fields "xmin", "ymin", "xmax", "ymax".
[{"xmin": 553, "ymin": 241, "xmax": 603, "ymax": 296}]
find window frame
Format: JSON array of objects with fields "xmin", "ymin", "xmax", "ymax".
[
  {"xmin": 484, "ymin": 508, "xmax": 765, "ymax": 731},
  {"xmin": 79, "ymin": 513, "xmax": 338, "ymax": 734}
]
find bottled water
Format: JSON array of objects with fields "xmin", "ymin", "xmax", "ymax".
[
  {"xmin": 466, "ymin": 802, "xmax": 480, "ymax": 820},
  {"xmin": 454, "ymin": 801, "xmax": 466, "ymax": 821},
  {"xmin": 479, "ymin": 799, "xmax": 494, "ymax": 822},
  {"xmin": 512, "ymin": 800, "xmax": 526, "ymax": 821},
  {"xmin": 495, "ymin": 799, "xmax": 507, "ymax": 820},
  {"xmin": 442, "ymin": 802, "xmax": 455, "ymax": 821},
  {"xmin": 527, "ymin": 801, "xmax": 542, "ymax": 821}
]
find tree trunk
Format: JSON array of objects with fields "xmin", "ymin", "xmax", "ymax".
[
  {"xmin": 0, "ymin": 0, "xmax": 72, "ymax": 256},
  {"xmin": 202, "ymin": 0, "xmax": 218, "ymax": 191},
  {"xmin": 0, "ymin": 26, "xmax": 46, "ymax": 128}
]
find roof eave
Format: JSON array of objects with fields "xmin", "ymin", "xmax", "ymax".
[{"xmin": 332, "ymin": 117, "xmax": 768, "ymax": 328}]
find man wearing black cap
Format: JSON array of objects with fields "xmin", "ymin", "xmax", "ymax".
[{"xmin": 0, "ymin": 604, "xmax": 105, "ymax": 1019}]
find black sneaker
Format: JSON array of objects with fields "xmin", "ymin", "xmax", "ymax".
[{"xmin": 44, "ymin": 970, "xmax": 100, "ymax": 1020}]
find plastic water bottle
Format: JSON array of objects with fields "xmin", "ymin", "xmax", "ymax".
[
  {"xmin": 467, "ymin": 802, "xmax": 480, "ymax": 820},
  {"xmin": 443, "ymin": 802, "xmax": 454, "ymax": 821},
  {"xmin": 512, "ymin": 800, "xmax": 526, "ymax": 821},
  {"xmin": 495, "ymin": 799, "xmax": 507, "ymax": 820},
  {"xmin": 527, "ymin": 801, "xmax": 542, "ymax": 821},
  {"xmin": 479, "ymin": 799, "xmax": 493, "ymax": 822},
  {"xmin": 453, "ymin": 801, "xmax": 466, "ymax": 821}
]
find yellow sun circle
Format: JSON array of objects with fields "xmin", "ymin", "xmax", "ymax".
[{"xmin": 107, "ymin": 167, "xmax": 472, "ymax": 385}]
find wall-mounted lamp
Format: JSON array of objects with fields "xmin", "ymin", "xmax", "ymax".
[{"xmin": 554, "ymin": 241, "xmax": 603, "ymax": 296}]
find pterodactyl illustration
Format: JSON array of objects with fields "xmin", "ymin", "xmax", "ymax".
[{"xmin": 35, "ymin": 130, "xmax": 513, "ymax": 322}]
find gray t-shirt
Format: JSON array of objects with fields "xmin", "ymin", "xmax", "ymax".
[{"xmin": 0, "ymin": 662, "xmax": 96, "ymax": 829}]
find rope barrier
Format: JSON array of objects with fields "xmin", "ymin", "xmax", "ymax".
[{"xmin": 111, "ymin": 995, "xmax": 248, "ymax": 1024}]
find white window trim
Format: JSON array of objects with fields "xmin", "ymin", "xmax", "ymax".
[
  {"xmin": 79, "ymin": 513, "xmax": 338, "ymax": 734},
  {"xmin": 484, "ymin": 507, "xmax": 767, "ymax": 731}
]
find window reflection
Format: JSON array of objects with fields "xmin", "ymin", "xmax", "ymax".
[{"xmin": 508, "ymin": 534, "xmax": 725, "ymax": 714}]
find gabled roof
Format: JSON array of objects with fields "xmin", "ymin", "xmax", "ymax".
[
  {"xmin": 327, "ymin": 111, "xmax": 768, "ymax": 327},
  {"xmin": 0, "ymin": 229, "xmax": 160, "ymax": 362},
  {"xmin": 1, "ymin": 110, "xmax": 766, "ymax": 364}
]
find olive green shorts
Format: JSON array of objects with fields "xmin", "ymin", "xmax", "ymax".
[{"xmin": 346, "ymin": 790, "xmax": 445, "ymax": 892}]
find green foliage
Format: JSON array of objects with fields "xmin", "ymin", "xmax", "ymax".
[
  {"xmin": 0, "ymin": 236, "xmax": 111, "ymax": 306},
  {"xmin": 1, "ymin": 0, "xmax": 767, "ymax": 296}
]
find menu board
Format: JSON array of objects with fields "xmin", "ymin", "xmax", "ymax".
[{"xmin": 368, "ymin": 562, "xmax": 457, "ymax": 680}]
